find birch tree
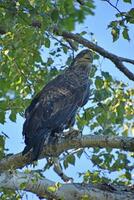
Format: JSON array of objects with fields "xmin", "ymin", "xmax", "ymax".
[{"xmin": 0, "ymin": 0, "xmax": 134, "ymax": 199}]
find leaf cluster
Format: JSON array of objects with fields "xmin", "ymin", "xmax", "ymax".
[
  {"xmin": 0, "ymin": 0, "xmax": 134, "ymax": 198},
  {"xmin": 107, "ymin": 1, "xmax": 134, "ymax": 41}
]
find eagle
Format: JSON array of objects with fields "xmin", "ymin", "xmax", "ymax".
[{"xmin": 22, "ymin": 49, "xmax": 93, "ymax": 161}]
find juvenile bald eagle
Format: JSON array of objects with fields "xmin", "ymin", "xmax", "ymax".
[{"xmin": 22, "ymin": 49, "xmax": 93, "ymax": 161}]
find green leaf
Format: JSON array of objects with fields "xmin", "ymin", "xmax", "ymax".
[
  {"xmin": 123, "ymin": 0, "xmax": 131, "ymax": 3},
  {"xmin": 20, "ymin": 182, "xmax": 27, "ymax": 190},
  {"xmin": 77, "ymin": 149, "xmax": 83, "ymax": 158},
  {"xmin": 0, "ymin": 111, "xmax": 6, "ymax": 124},
  {"xmin": 94, "ymin": 88, "xmax": 111, "ymax": 101},
  {"xmin": 47, "ymin": 186, "xmax": 56, "ymax": 193},
  {"xmin": 101, "ymin": 72, "xmax": 113, "ymax": 82},
  {"xmin": 108, "ymin": 20, "xmax": 118, "ymax": 28},
  {"xmin": 51, "ymin": 9, "xmax": 59, "ymax": 22},
  {"xmin": 47, "ymin": 57, "xmax": 54, "ymax": 66},
  {"xmin": 91, "ymin": 155, "xmax": 103, "ymax": 165},
  {"xmin": 122, "ymin": 28, "xmax": 130, "ymax": 41},
  {"xmin": 66, "ymin": 154, "xmax": 75, "ymax": 166},
  {"xmin": 129, "ymin": 8, "xmax": 134, "ymax": 17},
  {"xmin": 63, "ymin": 159, "xmax": 68, "ymax": 169},
  {"xmin": 115, "ymin": 102, "xmax": 125, "ymax": 124},
  {"xmin": 0, "ymin": 135, "xmax": 5, "ymax": 159},
  {"xmin": 9, "ymin": 110, "xmax": 17, "ymax": 122},
  {"xmin": 81, "ymin": 194, "xmax": 90, "ymax": 200},
  {"xmin": 125, "ymin": 171, "xmax": 131, "ymax": 180},
  {"xmin": 93, "ymin": 54, "xmax": 100, "ymax": 60},
  {"xmin": 63, "ymin": 46, "xmax": 68, "ymax": 54},
  {"xmin": 128, "ymin": 8, "xmax": 134, "ymax": 24},
  {"xmin": 80, "ymin": 31, "xmax": 87, "ymax": 36},
  {"xmin": 44, "ymin": 37, "xmax": 51, "ymax": 48},
  {"xmin": 96, "ymin": 113, "xmax": 107, "ymax": 125},
  {"xmin": 63, "ymin": 154, "xmax": 76, "ymax": 169},
  {"xmin": 0, "ymin": 101, "xmax": 8, "ymax": 110},
  {"xmin": 95, "ymin": 76, "xmax": 104, "ymax": 88},
  {"xmin": 61, "ymin": 17, "xmax": 75, "ymax": 31},
  {"xmin": 111, "ymin": 27, "xmax": 120, "ymax": 42}
]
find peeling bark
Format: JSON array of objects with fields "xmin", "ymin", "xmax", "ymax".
[{"xmin": 0, "ymin": 171, "xmax": 134, "ymax": 200}]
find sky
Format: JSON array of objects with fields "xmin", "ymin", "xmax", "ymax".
[{"xmin": 0, "ymin": 1, "xmax": 134, "ymax": 199}]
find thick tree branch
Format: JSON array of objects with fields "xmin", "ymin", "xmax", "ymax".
[
  {"xmin": 54, "ymin": 28, "xmax": 134, "ymax": 81},
  {"xmin": 0, "ymin": 131, "xmax": 134, "ymax": 171},
  {"xmin": 0, "ymin": 171, "xmax": 134, "ymax": 200},
  {"xmin": 1, "ymin": 22, "xmax": 134, "ymax": 80}
]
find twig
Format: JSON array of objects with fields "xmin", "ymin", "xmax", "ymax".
[
  {"xmin": 65, "ymin": 38, "xmax": 78, "ymax": 51},
  {"xmin": 102, "ymin": 0, "xmax": 123, "ymax": 17},
  {"xmin": 53, "ymin": 157, "xmax": 73, "ymax": 182},
  {"xmin": 14, "ymin": 63, "xmax": 33, "ymax": 93},
  {"xmin": 46, "ymin": 32, "xmax": 72, "ymax": 50},
  {"xmin": 116, "ymin": 0, "xmax": 120, "ymax": 7}
]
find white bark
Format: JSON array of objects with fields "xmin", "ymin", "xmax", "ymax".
[{"xmin": 0, "ymin": 171, "xmax": 133, "ymax": 200}]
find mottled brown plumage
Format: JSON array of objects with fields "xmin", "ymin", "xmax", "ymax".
[{"xmin": 22, "ymin": 49, "xmax": 93, "ymax": 161}]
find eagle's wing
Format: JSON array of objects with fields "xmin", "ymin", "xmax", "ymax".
[
  {"xmin": 22, "ymin": 71, "xmax": 90, "ymax": 161},
  {"xmin": 23, "ymin": 73, "xmax": 88, "ymax": 144}
]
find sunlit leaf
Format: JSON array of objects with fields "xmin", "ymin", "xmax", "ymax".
[{"xmin": 111, "ymin": 27, "xmax": 120, "ymax": 42}]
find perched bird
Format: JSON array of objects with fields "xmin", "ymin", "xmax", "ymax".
[{"xmin": 22, "ymin": 49, "xmax": 93, "ymax": 161}]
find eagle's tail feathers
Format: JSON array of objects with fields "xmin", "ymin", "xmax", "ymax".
[
  {"xmin": 22, "ymin": 145, "xmax": 32, "ymax": 156},
  {"xmin": 22, "ymin": 129, "xmax": 51, "ymax": 161}
]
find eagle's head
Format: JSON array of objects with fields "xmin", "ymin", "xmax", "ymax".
[
  {"xmin": 74, "ymin": 49, "xmax": 93, "ymax": 64},
  {"xmin": 70, "ymin": 49, "xmax": 93, "ymax": 73}
]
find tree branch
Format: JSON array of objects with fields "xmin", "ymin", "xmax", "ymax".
[
  {"xmin": 1, "ymin": 21, "xmax": 134, "ymax": 80},
  {"xmin": 0, "ymin": 131, "xmax": 134, "ymax": 171},
  {"xmin": 54, "ymin": 27, "xmax": 134, "ymax": 81},
  {"xmin": 0, "ymin": 171, "xmax": 134, "ymax": 200}
]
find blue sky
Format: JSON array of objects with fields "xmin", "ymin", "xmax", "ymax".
[{"xmin": 0, "ymin": 1, "xmax": 134, "ymax": 199}]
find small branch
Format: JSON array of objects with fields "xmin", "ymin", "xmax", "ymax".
[
  {"xmin": 0, "ymin": 171, "xmax": 134, "ymax": 200},
  {"xmin": 46, "ymin": 32, "xmax": 72, "ymax": 50},
  {"xmin": 116, "ymin": 0, "xmax": 120, "ymax": 7},
  {"xmin": 118, "ymin": 57, "xmax": 134, "ymax": 65},
  {"xmin": 54, "ymin": 28, "xmax": 134, "ymax": 81},
  {"xmin": 46, "ymin": 157, "xmax": 72, "ymax": 182},
  {"xmin": 102, "ymin": 0, "xmax": 123, "ymax": 17},
  {"xmin": 53, "ymin": 157, "xmax": 73, "ymax": 182},
  {"xmin": 46, "ymin": 32, "xmax": 78, "ymax": 51},
  {"xmin": 14, "ymin": 63, "xmax": 33, "ymax": 93},
  {"xmin": 0, "ymin": 131, "xmax": 134, "ymax": 171},
  {"xmin": 65, "ymin": 38, "xmax": 78, "ymax": 51}
]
